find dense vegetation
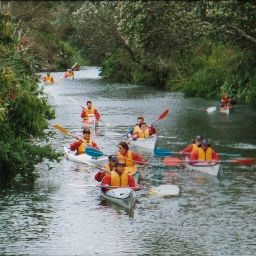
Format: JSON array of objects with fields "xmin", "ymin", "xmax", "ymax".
[{"xmin": 0, "ymin": 13, "xmax": 61, "ymax": 185}]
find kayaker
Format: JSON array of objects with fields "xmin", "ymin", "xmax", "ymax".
[
  {"xmin": 133, "ymin": 122, "xmax": 156, "ymax": 139},
  {"xmin": 43, "ymin": 73, "xmax": 54, "ymax": 84},
  {"xmin": 116, "ymin": 141, "xmax": 144, "ymax": 175},
  {"xmin": 220, "ymin": 92, "xmax": 232, "ymax": 108},
  {"xmin": 127, "ymin": 116, "xmax": 144, "ymax": 138},
  {"xmin": 100, "ymin": 161, "xmax": 138, "ymax": 192},
  {"xmin": 95, "ymin": 155, "xmax": 118, "ymax": 182},
  {"xmin": 180, "ymin": 135, "xmax": 202, "ymax": 158},
  {"xmin": 81, "ymin": 100, "xmax": 101, "ymax": 122},
  {"xmin": 190, "ymin": 138, "xmax": 220, "ymax": 162},
  {"xmin": 64, "ymin": 68, "xmax": 74, "ymax": 80},
  {"xmin": 70, "ymin": 128, "xmax": 99, "ymax": 155}
]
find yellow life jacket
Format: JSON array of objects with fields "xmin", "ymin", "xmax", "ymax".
[
  {"xmin": 138, "ymin": 129, "xmax": 150, "ymax": 138},
  {"xmin": 110, "ymin": 169, "xmax": 129, "ymax": 187},
  {"xmin": 84, "ymin": 107, "xmax": 96, "ymax": 120},
  {"xmin": 44, "ymin": 75, "xmax": 54, "ymax": 83},
  {"xmin": 133, "ymin": 125, "xmax": 142, "ymax": 134},
  {"xmin": 117, "ymin": 151, "xmax": 137, "ymax": 175},
  {"xmin": 117, "ymin": 151, "xmax": 134, "ymax": 167},
  {"xmin": 191, "ymin": 143, "xmax": 199, "ymax": 154},
  {"xmin": 197, "ymin": 147, "xmax": 213, "ymax": 161},
  {"xmin": 77, "ymin": 139, "xmax": 93, "ymax": 154}
]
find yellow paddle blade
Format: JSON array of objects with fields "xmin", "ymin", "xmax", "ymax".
[{"xmin": 53, "ymin": 124, "xmax": 73, "ymax": 137}]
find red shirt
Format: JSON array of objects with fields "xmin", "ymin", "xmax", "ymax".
[
  {"xmin": 180, "ymin": 144, "xmax": 193, "ymax": 158},
  {"xmin": 70, "ymin": 140, "xmax": 99, "ymax": 151}
]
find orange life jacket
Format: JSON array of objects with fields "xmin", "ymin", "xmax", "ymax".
[
  {"xmin": 197, "ymin": 147, "xmax": 213, "ymax": 161},
  {"xmin": 83, "ymin": 107, "xmax": 96, "ymax": 120},
  {"xmin": 133, "ymin": 125, "xmax": 141, "ymax": 134},
  {"xmin": 110, "ymin": 169, "xmax": 129, "ymax": 187},
  {"xmin": 117, "ymin": 151, "xmax": 137, "ymax": 175},
  {"xmin": 138, "ymin": 129, "xmax": 150, "ymax": 138}
]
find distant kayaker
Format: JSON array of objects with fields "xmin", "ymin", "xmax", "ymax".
[
  {"xmin": 100, "ymin": 161, "xmax": 138, "ymax": 192},
  {"xmin": 220, "ymin": 92, "xmax": 232, "ymax": 108},
  {"xmin": 81, "ymin": 100, "xmax": 101, "ymax": 122},
  {"xmin": 180, "ymin": 135, "xmax": 202, "ymax": 158},
  {"xmin": 190, "ymin": 138, "xmax": 220, "ymax": 162},
  {"xmin": 64, "ymin": 68, "xmax": 74, "ymax": 80},
  {"xmin": 95, "ymin": 155, "xmax": 118, "ymax": 182},
  {"xmin": 43, "ymin": 73, "xmax": 54, "ymax": 84},
  {"xmin": 70, "ymin": 128, "xmax": 99, "ymax": 155},
  {"xmin": 116, "ymin": 141, "xmax": 144, "ymax": 176}
]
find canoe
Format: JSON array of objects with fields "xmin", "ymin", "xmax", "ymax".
[
  {"xmin": 64, "ymin": 147, "xmax": 108, "ymax": 167},
  {"xmin": 82, "ymin": 114, "xmax": 98, "ymax": 130},
  {"xmin": 220, "ymin": 106, "xmax": 234, "ymax": 115},
  {"xmin": 101, "ymin": 188, "xmax": 136, "ymax": 210},
  {"xmin": 184, "ymin": 159, "xmax": 220, "ymax": 176},
  {"xmin": 130, "ymin": 135, "xmax": 157, "ymax": 151}
]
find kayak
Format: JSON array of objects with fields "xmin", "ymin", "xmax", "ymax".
[
  {"xmin": 130, "ymin": 135, "xmax": 157, "ymax": 151},
  {"xmin": 220, "ymin": 106, "xmax": 234, "ymax": 115},
  {"xmin": 184, "ymin": 159, "xmax": 220, "ymax": 176},
  {"xmin": 101, "ymin": 188, "xmax": 136, "ymax": 211},
  {"xmin": 64, "ymin": 147, "xmax": 108, "ymax": 167},
  {"xmin": 82, "ymin": 114, "xmax": 98, "ymax": 130}
]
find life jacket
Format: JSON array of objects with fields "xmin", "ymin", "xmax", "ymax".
[
  {"xmin": 83, "ymin": 107, "xmax": 96, "ymax": 120},
  {"xmin": 197, "ymin": 147, "xmax": 213, "ymax": 161},
  {"xmin": 110, "ymin": 169, "xmax": 129, "ymax": 187},
  {"xmin": 191, "ymin": 143, "xmax": 199, "ymax": 154},
  {"xmin": 133, "ymin": 125, "xmax": 142, "ymax": 134},
  {"xmin": 77, "ymin": 139, "xmax": 93, "ymax": 154},
  {"xmin": 44, "ymin": 75, "xmax": 54, "ymax": 83},
  {"xmin": 117, "ymin": 151, "xmax": 137, "ymax": 175},
  {"xmin": 138, "ymin": 129, "xmax": 150, "ymax": 138}
]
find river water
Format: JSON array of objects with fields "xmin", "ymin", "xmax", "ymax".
[{"xmin": 0, "ymin": 67, "xmax": 255, "ymax": 255}]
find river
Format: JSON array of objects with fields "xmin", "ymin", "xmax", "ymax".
[{"xmin": 0, "ymin": 67, "xmax": 255, "ymax": 255}]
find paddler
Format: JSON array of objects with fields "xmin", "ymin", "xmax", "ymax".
[
  {"xmin": 64, "ymin": 68, "xmax": 74, "ymax": 80},
  {"xmin": 81, "ymin": 100, "xmax": 101, "ymax": 122},
  {"xmin": 132, "ymin": 122, "xmax": 156, "ymax": 139},
  {"xmin": 95, "ymin": 155, "xmax": 118, "ymax": 182},
  {"xmin": 220, "ymin": 92, "xmax": 231, "ymax": 108},
  {"xmin": 100, "ymin": 161, "xmax": 138, "ymax": 192},
  {"xmin": 116, "ymin": 141, "xmax": 144, "ymax": 176},
  {"xmin": 43, "ymin": 73, "xmax": 54, "ymax": 84},
  {"xmin": 70, "ymin": 128, "xmax": 99, "ymax": 155},
  {"xmin": 189, "ymin": 138, "xmax": 220, "ymax": 162},
  {"xmin": 180, "ymin": 135, "xmax": 202, "ymax": 158}
]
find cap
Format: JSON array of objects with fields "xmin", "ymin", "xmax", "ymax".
[
  {"xmin": 195, "ymin": 135, "xmax": 202, "ymax": 140},
  {"xmin": 116, "ymin": 161, "xmax": 126, "ymax": 167},
  {"xmin": 108, "ymin": 155, "xmax": 118, "ymax": 161},
  {"xmin": 202, "ymin": 139, "xmax": 208, "ymax": 145}
]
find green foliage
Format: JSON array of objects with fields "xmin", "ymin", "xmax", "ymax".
[{"xmin": 0, "ymin": 15, "xmax": 61, "ymax": 185}]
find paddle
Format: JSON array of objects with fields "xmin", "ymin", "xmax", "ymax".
[
  {"xmin": 53, "ymin": 124, "xmax": 96, "ymax": 151},
  {"xmin": 207, "ymin": 107, "xmax": 217, "ymax": 113},
  {"xmin": 69, "ymin": 184, "xmax": 179, "ymax": 196},
  {"xmin": 67, "ymin": 97, "xmax": 110, "ymax": 126},
  {"xmin": 128, "ymin": 108, "xmax": 170, "ymax": 143},
  {"xmin": 154, "ymin": 148, "xmax": 241, "ymax": 157},
  {"xmin": 163, "ymin": 157, "xmax": 255, "ymax": 167},
  {"xmin": 71, "ymin": 62, "xmax": 78, "ymax": 71}
]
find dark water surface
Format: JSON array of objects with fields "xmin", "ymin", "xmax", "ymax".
[{"xmin": 0, "ymin": 67, "xmax": 255, "ymax": 255}]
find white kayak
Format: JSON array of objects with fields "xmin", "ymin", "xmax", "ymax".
[
  {"xmin": 130, "ymin": 135, "xmax": 157, "ymax": 151},
  {"xmin": 185, "ymin": 160, "xmax": 220, "ymax": 176},
  {"xmin": 82, "ymin": 114, "xmax": 98, "ymax": 130},
  {"xmin": 220, "ymin": 106, "xmax": 233, "ymax": 115},
  {"xmin": 101, "ymin": 188, "xmax": 136, "ymax": 210},
  {"xmin": 64, "ymin": 147, "xmax": 108, "ymax": 167}
]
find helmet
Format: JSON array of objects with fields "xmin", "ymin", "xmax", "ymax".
[{"xmin": 108, "ymin": 155, "xmax": 118, "ymax": 162}]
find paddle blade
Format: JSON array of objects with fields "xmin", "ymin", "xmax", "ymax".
[
  {"xmin": 154, "ymin": 148, "xmax": 172, "ymax": 157},
  {"xmin": 229, "ymin": 158, "xmax": 255, "ymax": 165},
  {"xmin": 207, "ymin": 107, "xmax": 217, "ymax": 113},
  {"xmin": 163, "ymin": 157, "xmax": 183, "ymax": 166},
  {"xmin": 150, "ymin": 185, "xmax": 179, "ymax": 196},
  {"xmin": 53, "ymin": 124, "xmax": 73, "ymax": 137},
  {"xmin": 85, "ymin": 147, "xmax": 105, "ymax": 158},
  {"xmin": 158, "ymin": 109, "xmax": 170, "ymax": 121}
]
